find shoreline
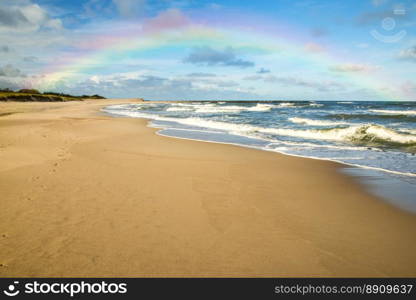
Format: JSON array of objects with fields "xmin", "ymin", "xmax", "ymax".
[
  {"xmin": 102, "ymin": 103, "xmax": 416, "ymax": 214},
  {"xmin": 1, "ymin": 100, "xmax": 416, "ymax": 277},
  {"xmin": 151, "ymin": 124, "xmax": 416, "ymax": 214}
]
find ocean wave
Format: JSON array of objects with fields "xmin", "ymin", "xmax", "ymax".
[
  {"xmin": 276, "ymin": 102, "xmax": 321, "ymax": 108},
  {"xmin": 400, "ymin": 128, "xmax": 416, "ymax": 135},
  {"xmin": 370, "ymin": 109, "xmax": 416, "ymax": 115},
  {"xmin": 173, "ymin": 102, "xmax": 215, "ymax": 108},
  {"xmin": 309, "ymin": 103, "xmax": 324, "ymax": 107},
  {"xmin": 277, "ymin": 102, "xmax": 295, "ymax": 107},
  {"xmin": 166, "ymin": 107, "xmax": 193, "ymax": 112},
  {"xmin": 195, "ymin": 107, "xmax": 243, "ymax": 113},
  {"xmin": 104, "ymin": 106, "xmax": 416, "ymax": 149},
  {"xmin": 247, "ymin": 104, "xmax": 275, "ymax": 111},
  {"xmin": 289, "ymin": 117, "xmax": 346, "ymax": 126},
  {"xmin": 194, "ymin": 103, "xmax": 273, "ymax": 113},
  {"xmin": 262, "ymin": 124, "xmax": 416, "ymax": 146},
  {"xmin": 327, "ymin": 113, "xmax": 416, "ymax": 122},
  {"xmin": 175, "ymin": 119, "xmax": 416, "ymax": 147}
]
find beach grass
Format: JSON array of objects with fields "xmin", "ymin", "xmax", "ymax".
[{"xmin": 0, "ymin": 89, "xmax": 105, "ymax": 102}]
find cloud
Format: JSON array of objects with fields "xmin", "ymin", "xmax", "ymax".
[
  {"xmin": 244, "ymin": 74, "xmax": 345, "ymax": 92},
  {"xmin": 356, "ymin": 8, "xmax": 410, "ymax": 26},
  {"xmin": 304, "ymin": 42, "xmax": 325, "ymax": 53},
  {"xmin": 23, "ymin": 56, "xmax": 38, "ymax": 62},
  {"xmin": 372, "ymin": 0, "xmax": 388, "ymax": 7},
  {"xmin": 0, "ymin": 45, "xmax": 10, "ymax": 53},
  {"xmin": 183, "ymin": 46, "xmax": 255, "ymax": 68},
  {"xmin": 49, "ymin": 73, "xmax": 258, "ymax": 100},
  {"xmin": 208, "ymin": 3, "xmax": 222, "ymax": 10},
  {"xmin": 0, "ymin": 64, "xmax": 24, "ymax": 77},
  {"xmin": 0, "ymin": 3, "xmax": 63, "ymax": 31},
  {"xmin": 187, "ymin": 72, "xmax": 217, "ymax": 77},
  {"xmin": 112, "ymin": 0, "xmax": 146, "ymax": 18},
  {"xmin": 272, "ymin": 76, "xmax": 345, "ymax": 91},
  {"xmin": 401, "ymin": 81, "xmax": 416, "ymax": 98},
  {"xmin": 143, "ymin": 8, "xmax": 189, "ymax": 33},
  {"xmin": 329, "ymin": 63, "xmax": 380, "ymax": 72},
  {"xmin": 0, "ymin": 6, "xmax": 30, "ymax": 28},
  {"xmin": 123, "ymin": 75, "xmax": 167, "ymax": 88},
  {"xmin": 197, "ymin": 79, "xmax": 239, "ymax": 88},
  {"xmin": 398, "ymin": 46, "xmax": 416, "ymax": 62},
  {"xmin": 310, "ymin": 27, "xmax": 329, "ymax": 37},
  {"xmin": 0, "ymin": 77, "xmax": 21, "ymax": 90},
  {"xmin": 256, "ymin": 68, "xmax": 270, "ymax": 74},
  {"xmin": 83, "ymin": 0, "xmax": 109, "ymax": 18},
  {"xmin": 243, "ymin": 75, "xmax": 262, "ymax": 81}
]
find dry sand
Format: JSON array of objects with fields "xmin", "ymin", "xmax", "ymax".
[{"xmin": 0, "ymin": 99, "xmax": 415, "ymax": 277}]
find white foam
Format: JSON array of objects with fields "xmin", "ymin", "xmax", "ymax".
[
  {"xmin": 194, "ymin": 103, "xmax": 273, "ymax": 113},
  {"xmin": 153, "ymin": 124, "xmax": 416, "ymax": 178},
  {"xmin": 173, "ymin": 102, "xmax": 216, "ymax": 108},
  {"xmin": 277, "ymin": 102, "xmax": 295, "ymax": 107},
  {"xmin": 166, "ymin": 107, "xmax": 193, "ymax": 112},
  {"xmin": 262, "ymin": 124, "xmax": 416, "ymax": 144},
  {"xmin": 103, "ymin": 106, "xmax": 416, "ymax": 178},
  {"xmin": 104, "ymin": 106, "xmax": 416, "ymax": 146},
  {"xmin": 289, "ymin": 117, "xmax": 346, "ymax": 126},
  {"xmin": 247, "ymin": 103, "xmax": 275, "ymax": 111},
  {"xmin": 370, "ymin": 109, "xmax": 416, "ymax": 115},
  {"xmin": 194, "ymin": 106, "xmax": 244, "ymax": 113}
]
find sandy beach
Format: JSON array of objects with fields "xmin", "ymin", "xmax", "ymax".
[{"xmin": 0, "ymin": 99, "xmax": 415, "ymax": 277}]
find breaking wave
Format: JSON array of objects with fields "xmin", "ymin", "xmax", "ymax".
[
  {"xmin": 289, "ymin": 117, "xmax": 346, "ymax": 126},
  {"xmin": 369, "ymin": 109, "xmax": 416, "ymax": 115}
]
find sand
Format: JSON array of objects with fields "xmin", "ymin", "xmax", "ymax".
[{"xmin": 0, "ymin": 99, "xmax": 415, "ymax": 277}]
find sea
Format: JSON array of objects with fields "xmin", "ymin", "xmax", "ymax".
[{"xmin": 103, "ymin": 101, "xmax": 416, "ymax": 213}]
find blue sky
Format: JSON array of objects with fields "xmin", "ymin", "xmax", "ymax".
[{"xmin": 0, "ymin": 0, "xmax": 415, "ymax": 100}]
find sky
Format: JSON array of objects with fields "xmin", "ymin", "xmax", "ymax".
[{"xmin": 0, "ymin": 0, "xmax": 415, "ymax": 100}]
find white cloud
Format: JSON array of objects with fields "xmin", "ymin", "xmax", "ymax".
[
  {"xmin": 401, "ymin": 81, "xmax": 416, "ymax": 98},
  {"xmin": 0, "ymin": 64, "xmax": 24, "ymax": 77},
  {"xmin": 304, "ymin": 43, "xmax": 325, "ymax": 53},
  {"xmin": 398, "ymin": 46, "xmax": 416, "ymax": 62},
  {"xmin": 0, "ymin": 2, "xmax": 63, "ymax": 32},
  {"xmin": 372, "ymin": 0, "xmax": 388, "ymax": 7},
  {"xmin": 243, "ymin": 74, "xmax": 346, "ymax": 92},
  {"xmin": 329, "ymin": 63, "xmax": 380, "ymax": 72},
  {"xmin": 20, "ymin": 4, "xmax": 47, "ymax": 24},
  {"xmin": 112, "ymin": 0, "xmax": 146, "ymax": 18},
  {"xmin": 183, "ymin": 46, "xmax": 255, "ymax": 68},
  {"xmin": 45, "ymin": 18, "xmax": 63, "ymax": 30}
]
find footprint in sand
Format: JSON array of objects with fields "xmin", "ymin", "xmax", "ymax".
[
  {"xmin": 30, "ymin": 176, "xmax": 40, "ymax": 182},
  {"xmin": 50, "ymin": 162, "xmax": 59, "ymax": 173}
]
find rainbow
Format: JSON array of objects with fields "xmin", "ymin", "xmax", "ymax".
[{"xmin": 31, "ymin": 9, "xmax": 400, "ymax": 100}]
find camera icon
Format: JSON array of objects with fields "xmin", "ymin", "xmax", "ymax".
[
  {"xmin": 3, "ymin": 281, "xmax": 20, "ymax": 297},
  {"xmin": 370, "ymin": 9, "xmax": 407, "ymax": 43}
]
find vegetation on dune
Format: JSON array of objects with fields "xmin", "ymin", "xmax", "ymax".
[
  {"xmin": 0, "ymin": 88, "xmax": 106, "ymax": 102},
  {"xmin": 18, "ymin": 89, "xmax": 41, "ymax": 94}
]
